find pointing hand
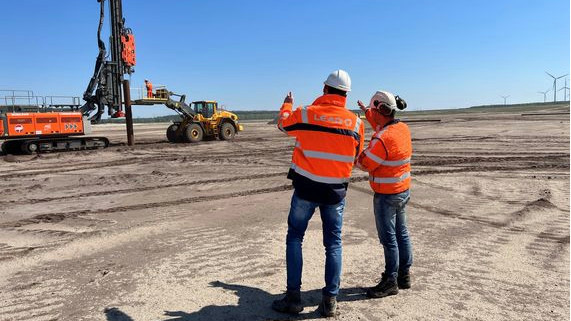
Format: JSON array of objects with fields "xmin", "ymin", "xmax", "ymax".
[
  {"xmin": 357, "ymin": 100, "xmax": 367, "ymax": 112},
  {"xmin": 284, "ymin": 92, "xmax": 294, "ymax": 104}
]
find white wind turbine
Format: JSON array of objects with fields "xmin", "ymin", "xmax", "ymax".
[{"xmin": 545, "ymin": 72, "xmax": 568, "ymax": 102}]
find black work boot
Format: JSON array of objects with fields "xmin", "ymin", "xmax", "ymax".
[
  {"xmin": 397, "ymin": 270, "xmax": 411, "ymax": 289},
  {"xmin": 366, "ymin": 273, "xmax": 398, "ymax": 298},
  {"xmin": 317, "ymin": 295, "xmax": 337, "ymax": 317},
  {"xmin": 272, "ymin": 290, "xmax": 303, "ymax": 314}
]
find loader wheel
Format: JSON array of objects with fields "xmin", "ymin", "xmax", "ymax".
[
  {"xmin": 185, "ymin": 123, "xmax": 203, "ymax": 143},
  {"xmin": 219, "ymin": 122, "xmax": 235, "ymax": 141},
  {"xmin": 166, "ymin": 124, "xmax": 181, "ymax": 143}
]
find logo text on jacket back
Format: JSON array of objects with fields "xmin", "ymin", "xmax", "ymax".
[{"xmin": 313, "ymin": 114, "xmax": 353, "ymax": 127}]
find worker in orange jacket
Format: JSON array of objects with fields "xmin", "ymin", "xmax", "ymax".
[
  {"xmin": 272, "ymin": 70, "xmax": 364, "ymax": 317},
  {"xmin": 356, "ymin": 91, "xmax": 413, "ymax": 299},
  {"xmin": 144, "ymin": 79, "xmax": 153, "ymax": 98}
]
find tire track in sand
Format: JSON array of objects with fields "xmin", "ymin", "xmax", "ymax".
[
  {"xmin": 135, "ymin": 226, "xmax": 280, "ymax": 291},
  {"xmin": 0, "ymin": 184, "xmax": 294, "ymax": 229},
  {"xmin": 437, "ymin": 197, "xmax": 569, "ymax": 319},
  {"xmin": 405, "ymin": 187, "xmax": 569, "ymax": 319},
  {"xmin": 0, "ymin": 225, "xmax": 228, "ymax": 320},
  {"xmin": 0, "ymin": 172, "xmax": 288, "ymax": 206},
  {"xmin": 0, "ymin": 147, "xmax": 290, "ymax": 179},
  {"xmin": 0, "ymin": 277, "xmax": 67, "ymax": 321},
  {"xmin": 0, "ymin": 228, "xmax": 101, "ymax": 263}
]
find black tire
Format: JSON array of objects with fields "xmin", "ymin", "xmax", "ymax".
[
  {"xmin": 166, "ymin": 124, "xmax": 181, "ymax": 143},
  {"xmin": 184, "ymin": 123, "xmax": 204, "ymax": 143},
  {"xmin": 21, "ymin": 141, "xmax": 38, "ymax": 155},
  {"xmin": 219, "ymin": 122, "xmax": 236, "ymax": 141}
]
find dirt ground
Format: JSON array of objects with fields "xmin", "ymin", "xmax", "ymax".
[{"xmin": 0, "ymin": 108, "xmax": 569, "ymax": 321}]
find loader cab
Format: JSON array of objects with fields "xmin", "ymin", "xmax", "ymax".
[{"xmin": 193, "ymin": 101, "xmax": 217, "ymax": 118}]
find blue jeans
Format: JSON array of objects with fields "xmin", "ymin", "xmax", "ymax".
[
  {"xmin": 373, "ymin": 190, "xmax": 413, "ymax": 280},
  {"xmin": 286, "ymin": 192, "xmax": 345, "ymax": 297}
]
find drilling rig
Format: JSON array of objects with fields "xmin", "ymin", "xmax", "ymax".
[{"xmin": 81, "ymin": 0, "xmax": 135, "ymax": 124}]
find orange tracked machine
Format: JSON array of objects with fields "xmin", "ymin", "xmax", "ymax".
[{"xmin": 0, "ymin": 112, "xmax": 108, "ymax": 154}]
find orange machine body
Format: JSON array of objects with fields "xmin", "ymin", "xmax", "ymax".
[
  {"xmin": 0, "ymin": 112, "xmax": 85, "ymax": 138},
  {"xmin": 121, "ymin": 34, "xmax": 136, "ymax": 67}
]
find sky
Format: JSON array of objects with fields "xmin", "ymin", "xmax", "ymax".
[{"xmin": 0, "ymin": 0, "xmax": 569, "ymax": 117}]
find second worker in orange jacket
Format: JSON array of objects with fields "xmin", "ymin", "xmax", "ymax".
[{"xmin": 356, "ymin": 90, "xmax": 413, "ymax": 299}]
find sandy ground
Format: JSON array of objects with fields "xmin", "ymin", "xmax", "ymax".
[{"xmin": 0, "ymin": 108, "xmax": 569, "ymax": 321}]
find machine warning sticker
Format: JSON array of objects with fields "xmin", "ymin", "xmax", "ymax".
[{"xmin": 14, "ymin": 124, "xmax": 24, "ymax": 133}]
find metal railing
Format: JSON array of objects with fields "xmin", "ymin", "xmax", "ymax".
[
  {"xmin": 0, "ymin": 89, "xmax": 34, "ymax": 98},
  {"xmin": 2, "ymin": 95, "xmax": 45, "ymax": 107},
  {"xmin": 43, "ymin": 96, "xmax": 81, "ymax": 107},
  {"xmin": 0, "ymin": 89, "xmax": 81, "ymax": 112},
  {"xmin": 0, "ymin": 90, "xmax": 36, "ymax": 106},
  {"xmin": 131, "ymin": 85, "xmax": 167, "ymax": 100}
]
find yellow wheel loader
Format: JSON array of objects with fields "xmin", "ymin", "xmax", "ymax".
[{"xmin": 134, "ymin": 88, "xmax": 243, "ymax": 143}]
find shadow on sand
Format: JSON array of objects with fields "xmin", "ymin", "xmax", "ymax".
[
  {"xmin": 104, "ymin": 307, "xmax": 135, "ymax": 321},
  {"xmin": 162, "ymin": 281, "xmax": 368, "ymax": 321}
]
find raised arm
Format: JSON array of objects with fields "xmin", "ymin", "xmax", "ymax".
[
  {"xmin": 358, "ymin": 99, "xmax": 381, "ymax": 131},
  {"xmin": 277, "ymin": 92, "xmax": 303, "ymax": 136},
  {"xmin": 357, "ymin": 117, "xmax": 365, "ymax": 157}
]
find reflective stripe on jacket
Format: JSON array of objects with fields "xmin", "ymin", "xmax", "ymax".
[
  {"xmin": 278, "ymin": 94, "xmax": 365, "ymax": 185},
  {"xmin": 357, "ymin": 120, "xmax": 412, "ymax": 194}
]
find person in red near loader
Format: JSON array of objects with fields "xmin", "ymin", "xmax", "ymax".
[
  {"xmin": 356, "ymin": 90, "xmax": 413, "ymax": 299},
  {"xmin": 144, "ymin": 79, "xmax": 153, "ymax": 98},
  {"xmin": 273, "ymin": 70, "xmax": 364, "ymax": 317}
]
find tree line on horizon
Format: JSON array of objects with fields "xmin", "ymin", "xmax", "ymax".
[{"xmin": 97, "ymin": 101, "xmax": 568, "ymax": 124}]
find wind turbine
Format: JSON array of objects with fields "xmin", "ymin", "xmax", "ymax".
[
  {"xmin": 558, "ymin": 78, "xmax": 569, "ymax": 101},
  {"xmin": 545, "ymin": 71, "xmax": 568, "ymax": 102},
  {"xmin": 537, "ymin": 88, "xmax": 551, "ymax": 102},
  {"xmin": 500, "ymin": 95, "xmax": 510, "ymax": 105}
]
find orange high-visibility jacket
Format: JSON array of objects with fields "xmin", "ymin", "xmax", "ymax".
[
  {"xmin": 278, "ymin": 94, "xmax": 365, "ymax": 185},
  {"xmin": 145, "ymin": 81, "xmax": 153, "ymax": 98},
  {"xmin": 357, "ymin": 120, "xmax": 412, "ymax": 194}
]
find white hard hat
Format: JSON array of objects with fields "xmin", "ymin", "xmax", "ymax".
[
  {"xmin": 324, "ymin": 69, "xmax": 351, "ymax": 92},
  {"xmin": 369, "ymin": 91, "xmax": 398, "ymax": 113}
]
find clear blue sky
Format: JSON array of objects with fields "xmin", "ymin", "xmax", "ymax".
[{"xmin": 0, "ymin": 0, "xmax": 569, "ymax": 116}]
